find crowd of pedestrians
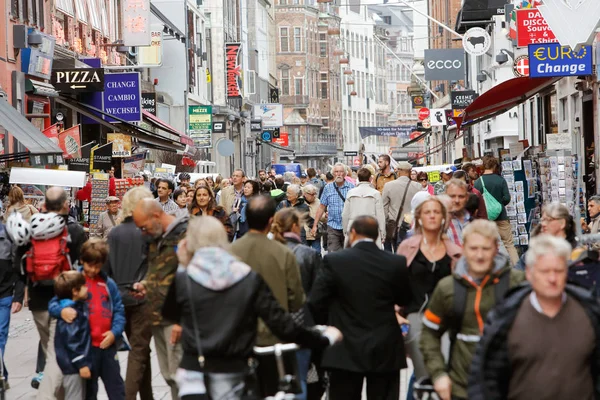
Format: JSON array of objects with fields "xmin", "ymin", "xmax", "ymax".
[{"xmin": 0, "ymin": 155, "xmax": 598, "ymax": 400}]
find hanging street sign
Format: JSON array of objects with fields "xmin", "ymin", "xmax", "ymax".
[
  {"xmin": 462, "ymin": 27, "xmax": 491, "ymax": 56},
  {"xmin": 430, "ymin": 109, "xmax": 447, "ymax": 127},
  {"xmin": 538, "ymin": 0, "xmax": 600, "ymax": 50},
  {"xmin": 529, "ymin": 43, "xmax": 593, "ymax": 78},
  {"xmin": 513, "ymin": 55, "xmax": 530, "ymax": 77},
  {"xmin": 418, "ymin": 108, "xmax": 430, "ymax": 121},
  {"xmin": 103, "ymin": 72, "xmax": 142, "ymax": 122},
  {"xmin": 51, "ymin": 68, "xmax": 105, "ymax": 93},
  {"xmin": 515, "ymin": 9, "xmax": 558, "ymax": 47}
]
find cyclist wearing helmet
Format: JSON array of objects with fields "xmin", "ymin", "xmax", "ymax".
[
  {"xmin": 178, "ymin": 173, "xmax": 191, "ymax": 187},
  {"xmin": 15, "ymin": 187, "xmax": 86, "ymax": 398}
]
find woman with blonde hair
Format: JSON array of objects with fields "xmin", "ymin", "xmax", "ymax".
[
  {"xmin": 397, "ymin": 196, "xmax": 462, "ymax": 387},
  {"xmin": 4, "ymin": 186, "xmax": 37, "ymax": 222}
]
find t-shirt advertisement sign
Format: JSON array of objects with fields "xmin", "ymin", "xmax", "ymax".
[{"xmin": 516, "ymin": 9, "xmax": 558, "ymax": 48}]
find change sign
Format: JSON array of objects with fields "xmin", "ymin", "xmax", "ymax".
[
  {"xmin": 103, "ymin": 72, "xmax": 142, "ymax": 122},
  {"xmin": 529, "ymin": 44, "xmax": 593, "ymax": 78}
]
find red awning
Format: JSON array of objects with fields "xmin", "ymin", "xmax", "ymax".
[
  {"xmin": 180, "ymin": 134, "xmax": 193, "ymax": 146},
  {"xmin": 142, "ymin": 110, "xmax": 181, "ymax": 137},
  {"xmin": 457, "ymin": 77, "xmax": 560, "ymax": 130}
]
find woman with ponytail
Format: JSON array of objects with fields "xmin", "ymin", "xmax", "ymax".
[
  {"xmin": 396, "ymin": 197, "xmax": 463, "ymax": 392},
  {"xmin": 271, "ymin": 208, "xmax": 322, "ymax": 400}
]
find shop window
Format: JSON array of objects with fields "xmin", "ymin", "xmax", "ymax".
[
  {"xmin": 56, "ymin": 0, "xmax": 75, "ymax": 17},
  {"xmin": 544, "ymin": 92, "xmax": 558, "ymax": 134},
  {"xmin": 75, "ymin": 0, "xmax": 88, "ymax": 23}
]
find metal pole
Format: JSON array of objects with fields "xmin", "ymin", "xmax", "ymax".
[{"xmin": 391, "ymin": 0, "xmax": 464, "ymax": 40}]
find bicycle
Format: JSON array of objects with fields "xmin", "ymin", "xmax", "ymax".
[{"xmin": 253, "ymin": 343, "xmax": 299, "ymax": 400}]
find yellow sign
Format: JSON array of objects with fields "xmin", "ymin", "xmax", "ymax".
[
  {"xmin": 107, "ymin": 133, "xmax": 132, "ymax": 157},
  {"xmin": 138, "ymin": 31, "xmax": 162, "ymax": 66},
  {"xmin": 206, "ymin": 68, "xmax": 211, "ymax": 83}
]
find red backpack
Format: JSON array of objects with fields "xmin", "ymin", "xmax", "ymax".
[{"xmin": 25, "ymin": 228, "xmax": 72, "ymax": 283}]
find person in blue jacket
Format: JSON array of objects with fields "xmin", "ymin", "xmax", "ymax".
[
  {"xmin": 53, "ymin": 270, "xmax": 92, "ymax": 399},
  {"xmin": 49, "ymin": 239, "xmax": 127, "ymax": 399}
]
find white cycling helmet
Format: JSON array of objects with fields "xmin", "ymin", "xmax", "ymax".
[
  {"xmin": 6, "ymin": 211, "xmax": 32, "ymax": 246},
  {"xmin": 30, "ymin": 212, "xmax": 66, "ymax": 240}
]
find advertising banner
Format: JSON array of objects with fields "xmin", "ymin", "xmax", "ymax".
[
  {"xmin": 253, "ymin": 104, "xmax": 283, "ymax": 128},
  {"xmin": 424, "ymin": 49, "xmax": 465, "ymax": 81},
  {"xmin": 516, "ymin": 9, "xmax": 557, "ymax": 47},
  {"xmin": 529, "ymin": 44, "xmax": 593, "ymax": 77},
  {"xmin": 43, "ymin": 123, "xmax": 61, "ymax": 145},
  {"xmin": 92, "ymin": 143, "xmax": 113, "ymax": 172},
  {"xmin": 411, "ymin": 95, "xmax": 425, "ymax": 109},
  {"xmin": 102, "ymin": 72, "xmax": 142, "ymax": 122},
  {"xmin": 107, "ymin": 133, "xmax": 132, "ymax": 157},
  {"xmin": 67, "ymin": 143, "xmax": 93, "ymax": 172},
  {"xmin": 272, "ymin": 133, "xmax": 289, "ymax": 147},
  {"xmin": 122, "ymin": 0, "xmax": 151, "ymax": 46},
  {"xmin": 137, "ymin": 31, "xmax": 163, "ymax": 66},
  {"xmin": 225, "ymin": 43, "xmax": 242, "ymax": 99},
  {"xmin": 141, "ymin": 92, "xmax": 157, "ymax": 115},
  {"xmin": 450, "ymin": 90, "xmax": 478, "ymax": 110},
  {"xmin": 359, "ymin": 126, "xmax": 414, "ymax": 139},
  {"xmin": 189, "ymin": 106, "xmax": 212, "ymax": 130},
  {"xmin": 123, "ymin": 153, "xmax": 146, "ymax": 177},
  {"xmin": 58, "ymin": 125, "xmax": 82, "ymax": 159}
]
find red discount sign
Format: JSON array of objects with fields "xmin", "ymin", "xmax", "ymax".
[
  {"xmin": 418, "ymin": 108, "xmax": 430, "ymax": 121},
  {"xmin": 273, "ymin": 133, "xmax": 289, "ymax": 147},
  {"xmin": 516, "ymin": 9, "xmax": 558, "ymax": 48}
]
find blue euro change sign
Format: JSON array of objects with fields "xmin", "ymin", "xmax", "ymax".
[{"xmin": 528, "ymin": 44, "xmax": 592, "ymax": 78}]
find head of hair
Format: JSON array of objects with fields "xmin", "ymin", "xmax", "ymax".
[
  {"xmin": 379, "ymin": 154, "xmax": 391, "ymax": 164},
  {"xmin": 80, "ymin": 238, "xmax": 109, "ymax": 266},
  {"xmin": 462, "ymin": 162, "xmax": 476, "ymax": 173},
  {"xmin": 291, "ymin": 177, "xmax": 301, "ymax": 185},
  {"xmin": 465, "ymin": 193, "xmax": 480, "ymax": 216},
  {"xmin": 180, "ymin": 183, "xmax": 192, "ymax": 191},
  {"xmin": 302, "ymin": 184, "xmax": 318, "ymax": 196},
  {"xmin": 233, "ymin": 168, "xmax": 246, "ymax": 178},
  {"xmin": 244, "ymin": 180, "xmax": 260, "ymax": 197},
  {"xmin": 274, "ymin": 176, "xmax": 285, "ymax": 189},
  {"xmin": 306, "ymin": 167, "xmax": 317, "ymax": 178},
  {"xmin": 362, "ymin": 164, "xmax": 376, "ymax": 177},
  {"xmin": 417, "ymin": 171, "xmax": 428, "ymax": 181},
  {"xmin": 185, "ymin": 216, "xmax": 229, "ymax": 254},
  {"xmin": 325, "ymin": 172, "xmax": 334, "ymax": 181},
  {"xmin": 247, "ymin": 195, "xmax": 277, "ymax": 231},
  {"xmin": 413, "ymin": 197, "xmax": 449, "ymax": 235},
  {"xmin": 121, "ymin": 186, "xmax": 153, "ymax": 219},
  {"xmin": 45, "ymin": 186, "xmax": 68, "ymax": 213},
  {"xmin": 525, "ymin": 234, "xmax": 572, "ymax": 269},
  {"xmin": 482, "ymin": 155, "xmax": 499, "ymax": 171},
  {"xmin": 156, "ymin": 178, "xmax": 174, "ymax": 191},
  {"xmin": 357, "ymin": 167, "xmax": 372, "ymax": 182},
  {"xmin": 271, "ymin": 208, "xmax": 303, "ymax": 244},
  {"xmin": 589, "ymin": 195, "xmax": 600, "ymax": 205},
  {"xmin": 173, "ymin": 188, "xmax": 186, "ymax": 202},
  {"xmin": 54, "ymin": 271, "xmax": 86, "ymax": 300},
  {"xmin": 445, "ymin": 178, "xmax": 469, "ymax": 192},
  {"xmin": 215, "ymin": 175, "xmax": 223, "ymax": 185},
  {"xmin": 332, "ymin": 162, "xmax": 346, "ymax": 174},
  {"xmin": 542, "ymin": 202, "xmax": 576, "ymax": 244},
  {"xmin": 283, "ymin": 172, "xmax": 296, "ymax": 182},
  {"xmin": 350, "ymin": 216, "xmax": 379, "ymax": 240},
  {"xmin": 260, "ymin": 180, "xmax": 274, "ymax": 193},
  {"xmin": 462, "ymin": 219, "xmax": 499, "ymax": 246},
  {"xmin": 191, "ymin": 185, "xmax": 217, "ymax": 211},
  {"xmin": 287, "ymin": 184, "xmax": 302, "ymax": 197},
  {"xmin": 258, "ymin": 169, "xmax": 266, "ymax": 175},
  {"xmin": 8, "ymin": 186, "xmax": 25, "ymax": 206},
  {"xmin": 452, "ymin": 170, "xmax": 469, "ymax": 183}
]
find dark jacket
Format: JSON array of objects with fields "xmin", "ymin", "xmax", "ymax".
[
  {"xmin": 192, "ymin": 207, "xmax": 234, "ymax": 242},
  {"xmin": 285, "ymin": 236, "xmax": 321, "ymax": 326},
  {"xmin": 103, "ymin": 217, "xmax": 148, "ymax": 307},
  {"xmin": 277, "ymin": 199, "xmax": 310, "ymax": 242},
  {"xmin": 474, "ymin": 174, "xmax": 511, "ymax": 221},
  {"xmin": 0, "ymin": 223, "xmax": 23, "ymax": 303},
  {"xmin": 468, "ymin": 283, "xmax": 600, "ymax": 400},
  {"xmin": 16, "ymin": 214, "xmax": 86, "ymax": 311},
  {"xmin": 55, "ymin": 300, "xmax": 92, "ymax": 375},
  {"xmin": 49, "ymin": 268, "xmax": 127, "ymax": 343},
  {"xmin": 161, "ymin": 247, "xmax": 330, "ymax": 373},
  {"xmin": 308, "ymin": 241, "xmax": 413, "ymax": 373}
]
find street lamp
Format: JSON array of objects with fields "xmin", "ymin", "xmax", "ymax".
[{"xmin": 496, "ymin": 49, "xmax": 515, "ymax": 65}]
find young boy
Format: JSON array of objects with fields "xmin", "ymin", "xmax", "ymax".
[
  {"xmin": 53, "ymin": 271, "xmax": 92, "ymax": 399},
  {"xmin": 49, "ymin": 238, "xmax": 126, "ymax": 399}
]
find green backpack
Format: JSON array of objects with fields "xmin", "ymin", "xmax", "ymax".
[{"xmin": 480, "ymin": 177, "xmax": 503, "ymax": 221}]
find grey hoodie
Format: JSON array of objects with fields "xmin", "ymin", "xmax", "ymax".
[{"xmin": 186, "ymin": 247, "xmax": 251, "ymax": 290}]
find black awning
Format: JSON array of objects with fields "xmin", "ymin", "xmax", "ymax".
[
  {"xmin": 456, "ymin": 0, "xmax": 508, "ymax": 33},
  {"xmin": 0, "ymin": 98, "xmax": 63, "ymax": 156},
  {"xmin": 25, "ymin": 80, "xmax": 59, "ymax": 98},
  {"xmin": 56, "ymin": 97, "xmax": 185, "ymax": 152}
]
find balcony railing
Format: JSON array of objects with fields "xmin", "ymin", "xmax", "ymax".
[
  {"xmin": 287, "ymin": 141, "xmax": 337, "ymax": 156},
  {"xmin": 280, "ymin": 95, "xmax": 310, "ymax": 106}
]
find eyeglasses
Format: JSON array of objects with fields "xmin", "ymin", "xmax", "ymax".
[
  {"xmin": 419, "ymin": 178, "xmax": 428, "ymax": 182},
  {"xmin": 541, "ymin": 216, "xmax": 560, "ymax": 223}
]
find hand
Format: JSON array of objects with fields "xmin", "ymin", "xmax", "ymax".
[
  {"xmin": 79, "ymin": 366, "xmax": 91, "ymax": 379},
  {"xmin": 100, "ymin": 331, "xmax": 115, "ymax": 349},
  {"xmin": 132, "ymin": 282, "xmax": 146, "ymax": 299},
  {"xmin": 61, "ymin": 307, "xmax": 77, "ymax": 323},
  {"xmin": 581, "ymin": 218, "xmax": 589, "ymax": 233},
  {"xmin": 170, "ymin": 324, "xmax": 182, "ymax": 345},
  {"xmin": 11, "ymin": 302, "xmax": 22, "ymax": 314},
  {"xmin": 395, "ymin": 314, "xmax": 410, "ymax": 326},
  {"xmin": 433, "ymin": 375, "xmax": 452, "ymax": 400},
  {"xmin": 176, "ymin": 238, "xmax": 192, "ymax": 267},
  {"xmin": 311, "ymin": 225, "xmax": 318, "ymax": 236},
  {"xmin": 323, "ymin": 326, "xmax": 343, "ymax": 344}
]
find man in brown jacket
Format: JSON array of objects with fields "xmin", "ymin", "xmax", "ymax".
[{"xmin": 231, "ymin": 195, "xmax": 305, "ymax": 345}]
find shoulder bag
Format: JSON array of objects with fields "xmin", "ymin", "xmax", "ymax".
[
  {"xmin": 386, "ymin": 180, "xmax": 411, "ymax": 242},
  {"xmin": 185, "ymin": 276, "xmax": 260, "ymax": 399},
  {"xmin": 480, "ymin": 177, "xmax": 503, "ymax": 221},
  {"xmin": 333, "ymin": 185, "xmax": 346, "ymax": 202}
]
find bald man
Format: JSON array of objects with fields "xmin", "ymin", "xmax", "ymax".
[
  {"xmin": 132, "ymin": 199, "xmax": 188, "ymax": 399},
  {"xmin": 28, "ymin": 186, "xmax": 85, "ymax": 399}
]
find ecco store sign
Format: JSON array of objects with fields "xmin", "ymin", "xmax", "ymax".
[{"xmin": 424, "ymin": 49, "xmax": 465, "ymax": 81}]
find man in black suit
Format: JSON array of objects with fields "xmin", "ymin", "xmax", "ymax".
[{"xmin": 308, "ymin": 215, "xmax": 412, "ymax": 400}]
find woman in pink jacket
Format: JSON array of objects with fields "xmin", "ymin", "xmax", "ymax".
[{"xmin": 397, "ymin": 197, "xmax": 462, "ymax": 387}]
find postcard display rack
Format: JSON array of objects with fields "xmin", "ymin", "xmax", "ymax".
[
  {"xmin": 89, "ymin": 174, "xmax": 109, "ymax": 237},
  {"xmin": 114, "ymin": 177, "xmax": 144, "ymax": 201},
  {"xmin": 537, "ymin": 151, "xmax": 584, "ymax": 220},
  {"xmin": 501, "ymin": 158, "xmax": 538, "ymax": 250}
]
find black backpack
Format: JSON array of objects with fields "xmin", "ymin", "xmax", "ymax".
[{"xmin": 446, "ymin": 272, "xmax": 510, "ymax": 369}]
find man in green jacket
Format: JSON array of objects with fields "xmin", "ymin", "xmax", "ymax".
[
  {"xmin": 420, "ymin": 219, "xmax": 525, "ymax": 400},
  {"xmin": 231, "ymin": 195, "xmax": 305, "ymax": 346}
]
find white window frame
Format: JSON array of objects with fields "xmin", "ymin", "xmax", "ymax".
[
  {"xmin": 294, "ymin": 77, "xmax": 303, "ymax": 96},
  {"xmin": 87, "ymin": 0, "xmax": 101, "ymax": 30},
  {"xmin": 74, "ymin": 0, "xmax": 88, "ymax": 23},
  {"xmin": 294, "ymin": 27, "xmax": 302, "ymax": 52},
  {"xmin": 56, "ymin": 0, "xmax": 75, "ymax": 17},
  {"xmin": 247, "ymin": 70, "xmax": 256, "ymax": 95},
  {"xmin": 280, "ymin": 27, "xmax": 289, "ymax": 52},
  {"xmin": 281, "ymin": 69, "xmax": 290, "ymax": 95}
]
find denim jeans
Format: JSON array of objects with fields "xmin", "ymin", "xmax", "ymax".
[
  {"xmin": 295, "ymin": 349, "xmax": 311, "ymax": 400},
  {"xmin": 306, "ymin": 239, "xmax": 321, "ymax": 254},
  {"xmin": 0, "ymin": 296, "xmax": 11, "ymax": 380}
]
